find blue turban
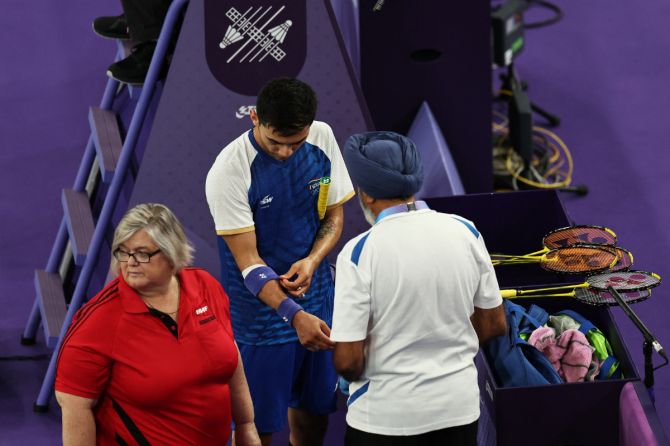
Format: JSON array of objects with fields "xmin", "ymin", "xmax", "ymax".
[{"xmin": 344, "ymin": 131, "xmax": 424, "ymax": 199}]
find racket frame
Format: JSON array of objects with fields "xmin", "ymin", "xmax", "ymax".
[
  {"xmin": 492, "ymin": 244, "xmax": 620, "ymax": 275},
  {"xmin": 507, "ymin": 288, "xmax": 652, "ymax": 307},
  {"xmin": 490, "ymin": 224, "xmax": 617, "ymax": 261},
  {"xmin": 500, "ymin": 270, "xmax": 662, "ymax": 298}
]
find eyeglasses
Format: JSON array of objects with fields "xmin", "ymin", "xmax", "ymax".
[{"xmin": 113, "ymin": 248, "xmax": 161, "ymax": 263}]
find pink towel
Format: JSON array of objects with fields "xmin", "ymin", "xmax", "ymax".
[
  {"xmin": 556, "ymin": 329, "xmax": 596, "ymax": 382},
  {"xmin": 529, "ymin": 327, "xmax": 598, "ymax": 383},
  {"xmin": 528, "ymin": 326, "xmax": 561, "ymax": 372}
]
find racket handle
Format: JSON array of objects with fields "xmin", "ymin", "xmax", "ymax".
[
  {"xmin": 511, "ymin": 292, "xmax": 575, "ymax": 298},
  {"xmin": 500, "ymin": 283, "xmax": 587, "ymax": 298},
  {"xmin": 500, "ymin": 289, "xmax": 518, "ymax": 298}
]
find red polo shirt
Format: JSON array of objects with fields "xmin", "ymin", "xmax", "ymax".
[{"xmin": 56, "ymin": 268, "xmax": 238, "ymax": 445}]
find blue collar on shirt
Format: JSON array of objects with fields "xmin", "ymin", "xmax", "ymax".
[{"xmin": 375, "ymin": 200, "xmax": 429, "ymax": 224}]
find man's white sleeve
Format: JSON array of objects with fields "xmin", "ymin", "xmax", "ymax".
[
  {"xmin": 205, "ymin": 151, "xmax": 255, "ymax": 235},
  {"xmin": 331, "ymin": 239, "xmax": 371, "ymax": 342},
  {"xmin": 319, "ymin": 123, "xmax": 355, "ymax": 208},
  {"xmin": 473, "ymin": 233, "xmax": 503, "ymax": 309}
]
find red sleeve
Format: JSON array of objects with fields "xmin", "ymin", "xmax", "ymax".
[{"xmin": 55, "ymin": 301, "xmax": 116, "ymax": 399}]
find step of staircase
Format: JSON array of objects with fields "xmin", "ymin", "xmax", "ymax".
[
  {"xmin": 89, "ymin": 107, "xmax": 123, "ymax": 183},
  {"xmin": 34, "ymin": 270, "xmax": 67, "ymax": 348},
  {"xmin": 62, "ymin": 189, "xmax": 95, "ymax": 266}
]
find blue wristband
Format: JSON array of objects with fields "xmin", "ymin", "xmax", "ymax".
[
  {"xmin": 276, "ymin": 298, "xmax": 304, "ymax": 325},
  {"xmin": 243, "ymin": 265, "xmax": 279, "ymax": 296}
]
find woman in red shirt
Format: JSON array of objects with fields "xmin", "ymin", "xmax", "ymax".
[{"xmin": 55, "ymin": 203, "xmax": 260, "ymax": 445}]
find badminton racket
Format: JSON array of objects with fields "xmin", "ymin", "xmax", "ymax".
[
  {"xmin": 507, "ymin": 287, "xmax": 652, "ymax": 306},
  {"xmin": 500, "ymin": 270, "xmax": 662, "ymax": 298},
  {"xmin": 490, "ymin": 224, "xmax": 617, "ymax": 261},
  {"xmin": 495, "ymin": 245, "xmax": 634, "ymax": 273},
  {"xmin": 600, "ymin": 246, "xmax": 634, "ymax": 273},
  {"xmin": 492, "ymin": 245, "xmax": 619, "ymax": 274}
]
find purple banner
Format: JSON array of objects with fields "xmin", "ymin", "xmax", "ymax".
[{"xmin": 204, "ymin": 0, "xmax": 307, "ymax": 95}]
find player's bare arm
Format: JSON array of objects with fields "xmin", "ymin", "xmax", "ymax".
[
  {"xmin": 470, "ymin": 304, "xmax": 508, "ymax": 345},
  {"xmin": 222, "ymin": 231, "xmax": 335, "ymax": 351},
  {"xmin": 333, "ymin": 340, "xmax": 366, "ymax": 382},
  {"xmin": 222, "ymin": 231, "xmax": 288, "ymax": 309},
  {"xmin": 281, "ymin": 205, "xmax": 344, "ymax": 297}
]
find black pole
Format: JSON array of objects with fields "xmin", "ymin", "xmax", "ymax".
[
  {"xmin": 607, "ymin": 287, "xmax": 668, "ymax": 393},
  {"xmin": 644, "ymin": 340, "xmax": 654, "ymax": 390}
]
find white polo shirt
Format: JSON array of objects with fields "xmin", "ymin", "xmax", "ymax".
[{"xmin": 331, "ymin": 206, "xmax": 502, "ymax": 436}]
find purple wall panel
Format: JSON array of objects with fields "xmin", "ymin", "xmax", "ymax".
[
  {"xmin": 409, "ymin": 101, "xmax": 465, "ymax": 198},
  {"xmin": 329, "ymin": 0, "xmax": 361, "ymax": 82},
  {"xmin": 127, "ymin": 0, "xmax": 373, "ymax": 276},
  {"xmin": 358, "ymin": 0, "xmax": 492, "ymax": 193},
  {"xmin": 620, "ymin": 382, "xmax": 663, "ymax": 446}
]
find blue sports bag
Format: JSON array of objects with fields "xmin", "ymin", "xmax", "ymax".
[{"xmin": 483, "ymin": 299, "xmax": 563, "ymax": 387}]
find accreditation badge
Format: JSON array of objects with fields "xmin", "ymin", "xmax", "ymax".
[{"xmin": 317, "ymin": 176, "xmax": 331, "ymax": 220}]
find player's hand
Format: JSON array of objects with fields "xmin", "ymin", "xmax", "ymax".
[
  {"xmin": 233, "ymin": 421, "xmax": 261, "ymax": 446},
  {"xmin": 280, "ymin": 257, "xmax": 318, "ymax": 297},
  {"xmin": 292, "ymin": 311, "xmax": 336, "ymax": 351}
]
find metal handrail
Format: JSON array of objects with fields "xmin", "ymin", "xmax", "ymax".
[{"xmin": 34, "ymin": 0, "xmax": 189, "ymax": 409}]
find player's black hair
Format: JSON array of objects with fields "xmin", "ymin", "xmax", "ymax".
[{"xmin": 255, "ymin": 77, "xmax": 317, "ymax": 136}]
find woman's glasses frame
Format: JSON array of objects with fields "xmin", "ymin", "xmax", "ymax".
[{"xmin": 113, "ymin": 248, "xmax": 161, "ymax": 263}]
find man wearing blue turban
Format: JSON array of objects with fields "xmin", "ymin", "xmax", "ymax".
[{"xmin": 331, "ymin": 131, "xmax": 507, "ymax": 445}]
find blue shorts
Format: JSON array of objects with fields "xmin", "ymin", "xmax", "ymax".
[{"xmin": 238, "ymin": 342, "xmax": 338, "ymax": 434}]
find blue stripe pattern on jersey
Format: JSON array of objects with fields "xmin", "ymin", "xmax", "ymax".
[
  {"xmin": 347, "ymin": 381, "xmax": 370, "ymax": 407},
  {"xmin": 350, "ymin": 233, "xmax": 370, "ymax": 266},
  {"xmin": 217, "ymin": 134, "xmax": 335, "ymax": 345},
  {"xmin": 451, "ymin": 216, "xmax": 480, "ymax": 238}
]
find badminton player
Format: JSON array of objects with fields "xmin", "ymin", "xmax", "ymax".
[{"xmin": 205, "ymin": 78, "xmax": 355, "ymax": 446}]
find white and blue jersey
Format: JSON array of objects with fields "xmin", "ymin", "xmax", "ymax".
[{"xmin": 206, "ymin": 121, "xmax": 354, "ymax": 345}]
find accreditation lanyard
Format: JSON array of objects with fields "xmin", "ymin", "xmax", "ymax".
[{"xmin": 375, "ymin": 201, "xmax": 430, "ymax": 224}]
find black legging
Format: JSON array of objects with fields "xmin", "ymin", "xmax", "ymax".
[{"xmin": 120, "ymin": 0, "xmax": 173, "ymax": 43}]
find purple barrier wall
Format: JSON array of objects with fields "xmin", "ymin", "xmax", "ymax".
[
  {"xmin": 358, "ymin": 1, "xmax": 492, "ymax": 193},
  {"xmin": 329, "ymin": 0, "xmax": 361, "ymax": 82},
  {"xmin": 426, "ymin": 190, "xmax": 576, "ymax": 289},
  {"xmin": 409, "ymin": 101, "xmax": 465, "ymax": 198},
  {"xmin": 126, "ymin": 0, "xmax": 374, "ymax": 275},
  {"xmin": 620, "ymin": 382, "xmax": 670, "ymax": 445}
]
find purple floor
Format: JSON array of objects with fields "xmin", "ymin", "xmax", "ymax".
[
  {"xmin": 2, "ymin": 0, "xmax": 670, "ymax": 444},
  {"xmin": 517, "ymin": 0, "xmax": 670, "ymax": 421},
  {"xmin": 0, "ymin": 1, "xmax": 117, "ymax": 444}
]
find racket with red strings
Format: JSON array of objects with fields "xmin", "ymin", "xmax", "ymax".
[
  {"xmin": 492, "ymin": 245, "xmax": 619, "ymax": 274},
  {"xmin": 501, "ymin": 271, "xmax": 662, "ymax": 303},
  {"xmin": 490, "ymin": 224, "xmax": 617, "ymax": 261}
]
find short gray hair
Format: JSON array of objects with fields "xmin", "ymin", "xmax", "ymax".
[{"xmin": 111, "ymin": 203, "xmax": 194, "ymax": 273}]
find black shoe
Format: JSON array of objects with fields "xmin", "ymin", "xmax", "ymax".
[
  {"xmin": 93, "ymin": 14, "xmax": 129, "ymax": 40},
  {"xmin": 106, "ymin": 41, "xmax": 157, "ymax": 86}
]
